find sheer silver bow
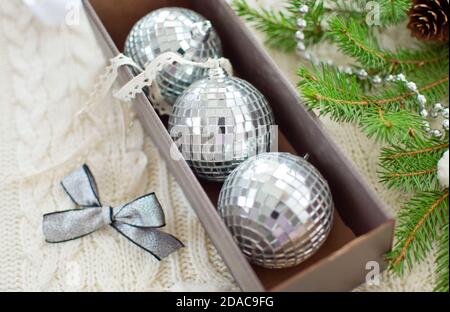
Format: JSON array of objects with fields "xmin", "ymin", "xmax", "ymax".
[{"xmin": 43, "ymin": 165, "xmax": 183, "ymax": 260}]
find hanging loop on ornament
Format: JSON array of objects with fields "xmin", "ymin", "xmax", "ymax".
[
  {"xmin": 75, "ymin": 53, "xmax": 142, "ymax": 120},
  {"xmin": 72, "ymin": 53, "xmax": 143, "ymax": 157},
  {"xmin": 72, "ymin": 51, "xmax": 233, "ymax": 157},
  {"xmin": 114, "ymin": 51, "xmax": 233, "ymax": 102}
]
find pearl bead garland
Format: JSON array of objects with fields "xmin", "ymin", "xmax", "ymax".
[
  {"xmin": 394, "ymin": 74, "xmax": 448, "ymax": 138},
  {"xmin": 294, "ymin": 1, "xmax": 449, "ymax": 139}
]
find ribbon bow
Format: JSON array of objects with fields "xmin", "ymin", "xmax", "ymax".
[{"xmin": 43, "ymin": 165, "xmax": 183, "ymax": 260}]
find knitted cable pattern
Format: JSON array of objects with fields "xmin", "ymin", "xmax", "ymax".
[{"xmin": 0, "ymin": 1, "xmax": 237, "ymax": 292}]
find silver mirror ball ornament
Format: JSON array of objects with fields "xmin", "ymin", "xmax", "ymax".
[
  {"xmin": 124, "ymin": 7, "xmax": 223, "ymax": 114},
  {"xmin": 218, "ymin": 153, "xmax": 334, "ymax": 269},
  {"xmin": 168, "ymin": 67, "xmax": 275, "ymax": 182}
]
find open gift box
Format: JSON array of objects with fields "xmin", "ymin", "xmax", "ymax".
[{"xmin": 83, "ymin": 0, "xmax": 395, "ymax": 292}]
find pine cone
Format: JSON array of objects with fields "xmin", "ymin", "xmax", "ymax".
[{"xmin": 408, "ymin": 0, "xmax": 449, "ymax": 41}]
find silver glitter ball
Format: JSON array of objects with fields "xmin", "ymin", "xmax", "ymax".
[
  {"xmin": 406, "ymin": 81, "xmax": 417, "ymax": 91},
  {"xmin": 417, "ymin": 94, "xmax": 427, "ymax": 106},
  {"xmin": 431, "ymin": 129, "xmax": 443, "ymax": 138},
  {"xmin": 295, "ymin": 30, "xmax": 305, "ymax": 41},
  {"xmin": 168, "ymin": 67, "xmax": 275, "ymax": 182},
  {"xmin": 356, "ymin": 69, "xmax": 368, "ymax": 79},
  {"xmin": 296, "ymin": 41, "xmax": 306, "ymax": 52},
  {"xmin": 124, "ymin": 8, "xmax": 223, "ymax": 114},
  {"xmin": 371, "ymin": 75, "xmax": 382, "ymax": 84},
  {"xmin": 442, "ymin": 119, "xmax": 449, "ymax": 131},
  {"xmin": 434, "ymin": 103, "xmax": 444, "ymax": 112},
  {"xmin": 302, "ymin": 51, "xmax": 312, "ymax": 61},
  {"xmin": 299, "ymin": 4, "xmax": 309, "ymax": 14},
  {"xmin": 420, "ymin": 109, "xmax": 429, "ymax": 118},
  {"xmin": 430, "ymin": 109, "xmax": 440, "ymax": 119},
  {"xmin": 218, "ymin": 153, "xmax": 334, "ymax": 269},
  {"xmin": 297, "ymin": 18, "xmax": 307, "ymax": 28},
  {"xmin": 443, "ymin": 108, "xmax": 449, "ymax": 119},
  {"xmin": 396, "ymin": 73, "xmax": 406, "ymax": 82},
  {"xmin": 344, "ymin": 67, "xmax": 354, "ymax": 75}
]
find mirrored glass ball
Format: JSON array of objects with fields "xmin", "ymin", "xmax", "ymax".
[
  {"xmin": 218, "ymin": 153, "xmax": 334, "ymax": 269},
  {"xmin": 124, "ymin": 7, "xmax": 223, "ymax": 114},
  {"xmin": 168, "ymin": 68, "xmax": 275, "ymax": 182}
]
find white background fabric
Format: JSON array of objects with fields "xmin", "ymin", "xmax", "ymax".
[
  {"xmin": 0, "ymin": 0, "xmax": 436, "ymax": 291},
  {"xmin": 0, "ymin": 0, "xmax": 237, "ymax": 292}
]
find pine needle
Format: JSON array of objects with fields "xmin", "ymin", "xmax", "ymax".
[
  {"xmin": 328, "ymin": 17, "xmax": 449, "ymax": 73},
  {"xmin": 388, "ymin": 191, "xmax": 449, "ymax": 274},
  {"xmin": 232, "ymin": 0, "xmax": 298, "ymax": 51},
  {"xmin": 378, "ymin": 0, "xmax": 411, "ymax": 25},
  {"xmin": 434, "ymin": 223, "xmax": 449, "ymax": 292},
  {"xmin": 380, "ymin": 139, "xmax": 448, "ymax": 192}
]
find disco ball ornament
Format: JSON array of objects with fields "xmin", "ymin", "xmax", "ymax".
[
  {"xmin": 168, "ymin": 66, "xmax": 275, "ymax": 182},
  {"xmin": 218, "ymin": 153, "xmax": 334, "ymax": 269},
  {"xmin": 124, "ymin": 7, "xmax": 223, "ymax": 114}
]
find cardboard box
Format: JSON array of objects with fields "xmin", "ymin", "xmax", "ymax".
[{"xmin": 83, "ymin": 0, "xmax": 395, "ymax": 292}]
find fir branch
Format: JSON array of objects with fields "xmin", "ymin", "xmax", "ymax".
[
  {"xmin": 299, "ymin": 64, "xmax": 448, "ymax": 108},
  {"xmin": 361, "ymin": 108, "xmax": 424, "ymax": 143},
  {"xmin": 388, "ymin": 190, "xmax": 449, "ymax": 274},
  {"xmin": 385, "ymin": 143, "xmax": 449, "ymax": 160},
  {"xmin": 373, "ymin": 75, "xmax": 449, "ymax": 114},
  {"xmin": 232, "ymin": 0, "xmax": 298, "ymax": 51},
  {"xmin": 328, "ymin": 17, "xmax": 386, "ymax": 69},
  {"xmin": 373, "ymin": 75, "xmax": 448, "ymax": 108},
  {"xmin": 298, "ymin": 66, "xmax": 367, "ymax": 122},
  {"xmin": 330, "ymin": 0, "xmax": 369, "ymax": 16},
  {"xmin": 233, "ymin": 0, "xmax": 328, "ymax": 52},
  {"xmin": 298, "ymin": 65, "xmax": 447, "ymax": 143},
  {"xmin": 328, "ymin": 17, "xmax": 449, "ymax": 73},
  {"xmin": 434, "ymin": 223, "xmax": 449, "ymax": 292},
  {"xmin": 291, "ymin": 0, "xmax": 367, "ymax": 24},
  {"xmin": 384, "ymin": 46, "xmax": 449, "ymax": 74},
  {"xmin": 380, "ymin": 138, "xmax": 448, "ymax": 192},
  {"xmin": 378, "ymin": 0, "xmax": 411, "ymax": 25},
  {"xmin": 288, "ymin": 0, "xmax": 327, "ymax": 46},
  {"xmin": 405, "ymin": 57, "xmax": 450, "ymax": 104}
]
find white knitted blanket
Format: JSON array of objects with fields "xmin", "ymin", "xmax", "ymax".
[
  {"xmin": 0, "ymin": 0, "xmax": 435, "ymax": 291},
  {"xmin": 0, "ymin": 0, "xmax": 236, "ymax": 292}
]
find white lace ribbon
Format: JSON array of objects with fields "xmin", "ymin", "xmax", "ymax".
[
  {"xmin": 76, "ymin": 54, "xmax": 142, "ymax": 118},
  {"xmin": 78, "ymin": 52, "xmax": 233, "ymax": 119},
  {"xmin": 75, "ymin": 52, "xmax": 232, "ymax": 153},
  {"xmin": 114, "ymin": 52, "xmax": 233, "ymax": 103}
]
